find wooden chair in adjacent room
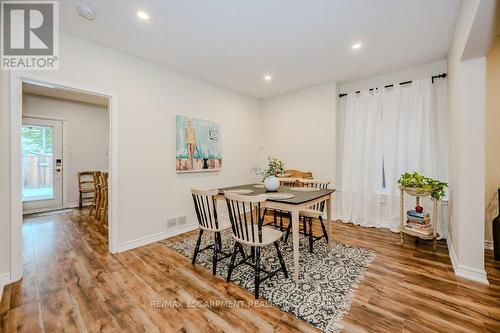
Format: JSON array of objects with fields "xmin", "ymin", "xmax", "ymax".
[
  {"xmin": 78, "ymin": 171, "xmax": 96, "ymax": 209},
  {"xmin": 88, "ymin": 171, "xmax": 101, "ymax": 217},
  {"xmin": 225, "ymin": 192, "xmax": 288, "ymax": 299},
  {"xmin": 284, "ymin": 178, "xmax": 331, "ymax": 253},
  {"xmin": 191, "ymin": 189, "xmax": 233, "ymax": 275},
  {"xmin": 96, "ymin": 172, "xmax": 109, "ymax": 223}
]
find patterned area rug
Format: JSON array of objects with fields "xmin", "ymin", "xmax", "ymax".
[{"xmin": 167, "ymin": 229, "xmax": 375, "ymax": 333}]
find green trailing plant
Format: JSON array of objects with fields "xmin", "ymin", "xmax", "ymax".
[
  {"xmin": 251, "ymin": 157, "xmax": 285, "ymax": 180},
  {"xmin": 397, "ymin": 172, "xmax": 448, "ymax": 200}
]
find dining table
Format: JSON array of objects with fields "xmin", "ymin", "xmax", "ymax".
[{"xmin": 216, "ymin": 183, "xmax": 336, "ymax": 282}]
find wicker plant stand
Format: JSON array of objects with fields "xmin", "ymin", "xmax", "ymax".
[{"xmin": 400, "ymin": 186, "xmax": 439, "ymax": 251}]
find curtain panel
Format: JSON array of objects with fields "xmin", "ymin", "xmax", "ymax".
[{"xmin": 336, "ymin": 78, "xmax": 449, "ymax": 238}]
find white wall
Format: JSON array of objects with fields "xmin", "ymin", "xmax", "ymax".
[
  {"xmin": 485, "ymin": 37, "xmax": 500, "ymax": 245},
  {"xmin": 447, "ymin": 0, "xmax": 488, "ymax": 284},
  {"xmin": 22, "ymin": 94, "xmax": 109, "ymax": 207},
  {"xmin": 0, "ymin": 66, "xmax": 11, "ymax": 285},
  {"xmin": 0, "ymin": 31, "xmax": 261, "ymax": 279},
  {"xmin": 259, "ymin": 82, "xmax": 336, "ymax": 183}
]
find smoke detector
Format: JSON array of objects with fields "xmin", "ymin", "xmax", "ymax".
[{"xmin": 76, "ymin": 4, "xmax": 96, "ymax": 21}]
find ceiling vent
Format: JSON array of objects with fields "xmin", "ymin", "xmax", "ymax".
[{"xmin": 76, "ymin": 4, "xmax": 96, "ymax": 21}]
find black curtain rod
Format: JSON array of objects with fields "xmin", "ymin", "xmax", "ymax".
[{"xmin": 338, "ymin": 72, "xmax": 447, "ymax": 98}]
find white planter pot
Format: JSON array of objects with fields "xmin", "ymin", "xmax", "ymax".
[{"xmin": 263, "ymin": 176, "xmax": 280, "ymax": 192}]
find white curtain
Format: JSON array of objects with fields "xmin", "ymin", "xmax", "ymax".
[
  {"xmin": 337, "ymin": 77, "xmax": 449, "ymax": 237},
  {"xmin": 339, "ymin": 90, "xmax": 385, "ymax": 228}
]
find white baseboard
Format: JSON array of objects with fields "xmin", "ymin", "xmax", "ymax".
[
  {"xmin": 447, "ymin": 238, "xmax": 458, "ymax": 269},
  {"xmin": 447, "ymin": 238, "xmax": 489, "ymax": 285},
  {"xmin": 484, "ymin": 240, "xmax": 494, "ymax": 250},
  {"xmin": 116, "ymin": 224, "xmax": 198, "ymax": 253},
  {"xmin": 0, "ymin": 272, "xmax": 11, "ymax": 301}
]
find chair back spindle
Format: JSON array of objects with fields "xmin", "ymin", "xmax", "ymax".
[
  {"xmin": 277, "ymin": 177, "xmax": 300, "ymax": 187},
  {"xmin": 225, "ymin": 193, "xmax": 267, "ymax": 244},
  {"xmin": 299, "ymin": 179, "xmax": 330, "ymax": 211},
  {"xmin": 191, "ymin": 189, "xmax": 220, "ymax": 230}
]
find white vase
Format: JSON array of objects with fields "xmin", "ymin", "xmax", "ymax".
[{"xmin": 263, "ymin": 176, "xmax": 279, "ymax": 192}]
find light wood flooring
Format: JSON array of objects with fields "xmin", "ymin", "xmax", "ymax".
[{"xmin": 0, "ymin": 209, "xmax": 499, "ymax": 332}]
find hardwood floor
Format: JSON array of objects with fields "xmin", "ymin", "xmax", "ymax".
[{"xmin": 0, "ymin": 209, "xmax": 499, "ymax": 332}]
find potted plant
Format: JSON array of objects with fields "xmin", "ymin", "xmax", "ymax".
[
  {"xmin": 251, "ymin": 157, "xmax": 285, "ymax": 192},
  {"xmin": 397, "ymin": 172, "xmax": 448, "ymax": 200}
]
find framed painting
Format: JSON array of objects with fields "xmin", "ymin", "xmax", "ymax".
[{"xmin": 175, "ymin": 115, "xmax": 222, "ymax": 172}]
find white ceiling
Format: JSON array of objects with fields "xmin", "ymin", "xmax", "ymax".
[{"xmin": 59, "ymin": 0, "xmax": 460, "ymax": 98}]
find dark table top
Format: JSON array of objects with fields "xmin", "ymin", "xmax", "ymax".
[{"xmin": 218, "ymin": 184, "xmax": 335, "ymax": 205}]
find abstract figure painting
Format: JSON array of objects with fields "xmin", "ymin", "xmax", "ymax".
[{"xmin": 176, "ymin": 115, "xmax": 222, "ymax": 172}]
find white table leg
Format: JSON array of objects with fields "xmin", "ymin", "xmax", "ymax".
[
  {"xmin": 291, "ymin": 208, "xmax": 300, "ymax": 281},
  {"xmin": 326, "ymin": 194, "xmax": 332, "ymax": 249}
]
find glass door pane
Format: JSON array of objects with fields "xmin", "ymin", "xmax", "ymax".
[{"xmin": 22, "ymin": 125, "xmax": 54, "ymax": 201}]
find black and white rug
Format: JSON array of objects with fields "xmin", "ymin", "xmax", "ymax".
[{"xmin": 166, "ymin": 229, "xmax": 375, "ymax": 333}]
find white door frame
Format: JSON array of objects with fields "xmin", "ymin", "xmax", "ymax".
[{"xmin": 9, "ymin": 72, "xmax": 119, "ymax": 282}]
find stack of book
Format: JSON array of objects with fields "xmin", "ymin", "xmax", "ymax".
[{"xmin": 405, "ymin": 210, "xmax": 432, "ymax": 235}]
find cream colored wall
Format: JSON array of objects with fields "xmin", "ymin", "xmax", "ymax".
[
  {"xmin": 0, "ymin": 31, "xmax": 261, "ymax": 279},
  {"xmin": 447, "ymin": 0, "xmax": 487, "ymax": 282},
  {"xmin": 0, "ymin": 68, "xmax": 11, "ymax": 278},
  {"xmin": 485, "ymin": 36, "xmax": 500, "ymax": 244},
  {"xmin": 22, "ymin": 94, "xmax": 109, "ymax": 207},
  {"xmin": 259, "ymin": 82, "xmax": 336, "ymax": 182}
]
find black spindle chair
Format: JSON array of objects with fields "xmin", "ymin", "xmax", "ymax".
[
  {"xmin": 191, "ymin": 189, "xmax": 232, "ymax": 275},
  {"xmin": 264, "ymin": 177, "xmax": 300, "ymax": 231},
  {"xmin": 284, "ymin": 179, "xmax": 331, "ymax": 253},
  {"xmin": 225, "ymin": 192, "xmax": 288, "ymax": 299}
]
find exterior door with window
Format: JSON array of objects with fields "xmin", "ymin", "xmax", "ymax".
[{"xmin": 22, "ymin": 117, "xmax": 63, "ymax": 212}]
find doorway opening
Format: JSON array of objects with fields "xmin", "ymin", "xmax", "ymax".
[
  {"xmin": 21, "ymin": 82, "xmax": 110, "ymax": 215},
  {"xmin": 10, "ymin": 73, "xmax": 117, "ymax": 282}
]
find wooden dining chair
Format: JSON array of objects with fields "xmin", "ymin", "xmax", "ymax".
[
  {"xmin": 277, "ymin": 176, "xmax": 300, "ymax": 187},
  {"xmin": 225, "ymin": 192, "xmax": 288, "ymax": 299},
  {"xmin": 78, "ymin": 171, "xmax": 95, "ymax": 209},
  {"xmin": 284, "ymin": 179, "xmax": 331, "ymax": 253},
  {"xmin": 88, "ymin": 171, "xmax": 101, "ymax": 217},
  {"xmin": 191, "ymin": 189, "xmax": 233, "ymax": 275},
  {"xmin": 284, "ymin": 169, "xmax": 313, "ymax": 179},
  {"xmin": 96, "ymin": 172, "xmax": 109, "ymax": 223}
]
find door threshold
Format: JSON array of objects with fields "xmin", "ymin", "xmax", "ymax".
[{"xmin": 23, "ymin": 206, "xmax": 66, "ymax": 216}]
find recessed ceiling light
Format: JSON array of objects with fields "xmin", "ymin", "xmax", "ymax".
[
  {"xmin": 352, "ymin": 43, "xmax": 362, "ymax": 50},
  {"xmin": 137, "ymin": 11, "xmax": 150, "ymax": 20},
  {"xmin": 264, "ymin": 75, "xmax": 272, "ymax": 81},
  {"xmin": 76, "ymin": 4, "xmax": 95, "ymax": 21}
]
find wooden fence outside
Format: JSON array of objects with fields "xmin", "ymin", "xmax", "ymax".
[{"xmin": 22, "ymin": 154, "xmax": 52, "ymax": 189}]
